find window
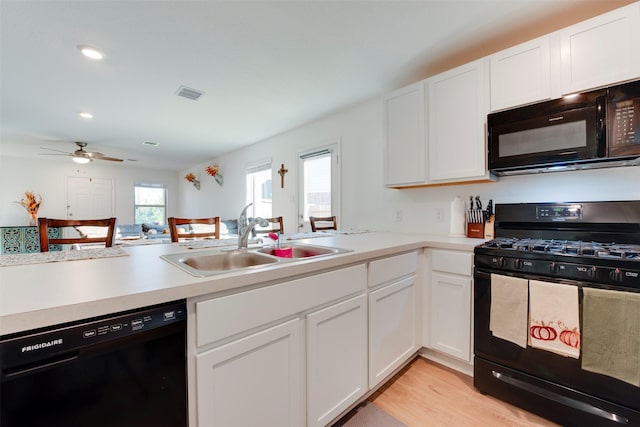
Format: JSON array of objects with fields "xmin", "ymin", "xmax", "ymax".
[
  {"xmin": 246, "ymin": 161, "xmax": 272, "ymax": 219},
  {"xmin": 298, "ymin": 143, "xmax": 340, "ymax": 230},
  {"xmin": 134, "ymin": 184, "xmax": 167, "ymax": 224}
]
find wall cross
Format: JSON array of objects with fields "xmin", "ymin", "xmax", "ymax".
[{"xmin": 277, "ymin": 163, "xmax": 288, "ymax": 188}]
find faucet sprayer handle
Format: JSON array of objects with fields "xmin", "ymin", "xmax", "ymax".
[{"xmin": 238, "ymin": 203, "xmax": 253, "ymax": 236}]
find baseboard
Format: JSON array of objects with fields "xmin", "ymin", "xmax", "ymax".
[{"xmin": 418, "ymin": 347, "xmax": 474, "ymax": 377}]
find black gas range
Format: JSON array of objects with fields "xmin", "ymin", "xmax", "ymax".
[
  {"xmin": 473, "ymin": 200, "xmax": 640, "ymax": 427},
  {"xmin": 475, "ymin": 201, "xmax": 640, "ymax": 289},
  {"xmin": 475, "ymin": 238, "xmax": 640, "ymax": 288}
]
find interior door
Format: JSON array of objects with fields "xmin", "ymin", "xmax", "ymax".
[{"xmin": 66, "ymin": 177, "xmax": 114, "ymax": 219}]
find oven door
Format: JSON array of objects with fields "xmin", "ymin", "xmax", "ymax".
[{"xmin": 474, "ymin": 268, "xmax": 640, "ymax": 426}]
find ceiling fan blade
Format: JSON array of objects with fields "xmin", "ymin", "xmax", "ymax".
[
  {"xmin": 84, "ymin": 151, "xmax": 104, "ymax": 158},
  {"xmin": 95, "ymin": 155, "xmax": 124, "ymax": 162},
  {"xmin": 40, "ymin": 146, "xmax": 71, "ymax": 154}
]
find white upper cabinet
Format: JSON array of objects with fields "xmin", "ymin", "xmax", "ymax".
[
  {"xmin": 427, "ymin": 58, "xmax": 491, "ymax": 182},
  {"xmin": 490, "ymin": 35, "xmax": 555, "ymax": 111},
  {"xmin": 382, "ymin": 82, "xmax": 427, "ymax": 186},
  {"xmin": 559, "ymin": 2, "xmax": 640, "ymax": 94}
]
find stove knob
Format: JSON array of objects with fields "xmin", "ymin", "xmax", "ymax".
[
  {"xmin": 587, "ymin": 266, "xmax": 597, "ymax": 279},
  {"xmin": 549, "ymin": 262, "xmax": 558, "ymax": 274},
  {"xmin": 514, "ymin": 259, "xmax": 524, "ymax": 269},
  {"xmin": 498, "ymin": 257, "xmax": 509, "ymax": 268},
  {"xmin": 610, "ymin": 268, "xmax": 623, "ymax": 282}
]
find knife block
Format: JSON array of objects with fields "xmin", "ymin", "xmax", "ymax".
[{"xmin": 467, "ymin": 222, "xmax": 485, "ymax": 238}]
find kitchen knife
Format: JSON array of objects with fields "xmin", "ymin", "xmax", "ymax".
[{"xmin": 486, "ymin": 199, "xmax": 493, "ymax": 221}]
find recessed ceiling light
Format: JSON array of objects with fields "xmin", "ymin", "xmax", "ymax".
[
  {"xmin": 78, "ymin": 45, "xmax": 104, "ymax": 60},
  {"xmin": 79, "ymin": 112, "xmax": 94, "ymax": 119}
]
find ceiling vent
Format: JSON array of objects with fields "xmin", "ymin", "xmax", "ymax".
[{"xmin": 176, "ymin": 85, "xmax": 204, "ymax": 101}]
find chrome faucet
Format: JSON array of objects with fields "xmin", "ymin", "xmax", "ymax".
[
  {"xmin": 237, "ymin": 203, "xmax": 268, "ymax": 250},
  {"xmin": 238, "ymin": 203, "xmax": 252, "ymax": 238},
  {"xmin": 238, "ymin": 217, "xmax": 268, "ymax": 250}
]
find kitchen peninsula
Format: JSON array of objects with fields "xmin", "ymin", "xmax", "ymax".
[
  {"xmin": 0, "ymin": 232, "xmax": 480, "ymax": 335},
  {"xmin": 1, "ymin": 232, "xmax": 481, "ymax": 427}
]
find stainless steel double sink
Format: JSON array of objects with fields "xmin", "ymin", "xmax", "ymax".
[{"xmin": 161, "ymin": 243, "xmax": 352, "ymax": 277}]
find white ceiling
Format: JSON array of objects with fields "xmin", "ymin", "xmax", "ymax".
[{"xmin": 0, "ymin": 0, "xmax": 632, "ymax": 170}]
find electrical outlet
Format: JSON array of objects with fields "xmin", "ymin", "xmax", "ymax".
[
  {"xmin": 395, "ymin": 209, "xmax": 403, "ymax": 222},
  {"xmin": 435, "ymin": 208, "xmax": 444, "ymax": 223}
]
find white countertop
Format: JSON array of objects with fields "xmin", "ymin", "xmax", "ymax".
[{"xmin": 0, "ymin": 232, "xmax": 483, "ymax": 335}]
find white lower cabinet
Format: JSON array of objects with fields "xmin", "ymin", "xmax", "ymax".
[
  {"xmin": 306, "ymin": 294, "xmax": 368, "ymax": 427},
  {"xmin": 195, "ymin": 318, "xmax": 303, "ymax": 427},
  {"xmin": 190, "ymin": 252, "xmax": 425, "ymax": 427},
  {"xmin": 428, "ymin": 249, "xmax": 473, "ymax": 362},
  {"xmin": 369, "ymin": 277, "xmax": 418, "ymax": 388}
]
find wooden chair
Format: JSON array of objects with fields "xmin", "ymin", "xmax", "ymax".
[
  {"xmin": 255, "ymin": 216, "xmax": 284, "ymax": 234},
  {"xmin": 309, "ymin": 216, "xmax": 337, "ymax": 232},
  {"xmin": 168, "ymin": 217, "xmax": 220, "ymax": 242},
  {"xmin": 38, "ymin": 217, "xmax": 117, "ymax": 252}
]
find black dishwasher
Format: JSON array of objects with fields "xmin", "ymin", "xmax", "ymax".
[{"xmin": 1, "ymin": 299, "xmax": 187, "ymax": 427}]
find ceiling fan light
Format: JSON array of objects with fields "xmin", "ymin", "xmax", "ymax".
[{"xmin": 72, "ymin": 156, "xmax": 91, "ymax": 164}]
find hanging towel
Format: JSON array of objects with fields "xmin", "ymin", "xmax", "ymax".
[
  {"xmin": 490, "ymin": 274, "xmax": 529, "ymax": 348},
  {"xmin": 582, "ymin": 288, "xmax": 640, "ymax": 387},
  {"xmin": 529, "ymin": 280, "xmax": 580, "ymax": 358}
]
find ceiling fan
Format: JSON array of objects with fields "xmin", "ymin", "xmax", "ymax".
[{"xmin": 40, "ymin": 142, "xmax": 124, "ymax": 164}]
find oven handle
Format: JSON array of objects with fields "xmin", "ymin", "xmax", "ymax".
[{"xmin": 491, "ymin": 370, "xmax": 629, "ymax": 424}]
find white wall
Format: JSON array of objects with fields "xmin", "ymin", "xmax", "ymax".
[
  {"xmin": 2, "ymin": 97, "xmax": 637, "ymax": 233},
  {"xmin": 0, "ymin": 156, "xmax": 179, "ymax": 226},
  {"xmin": 180, "ymin": 97, "xmax": 640, "ymax": 236}
]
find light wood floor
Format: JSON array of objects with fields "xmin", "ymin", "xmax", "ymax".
[{"xmin": 368, "ymin": 357, "xmax": 559, "ymax": 427}]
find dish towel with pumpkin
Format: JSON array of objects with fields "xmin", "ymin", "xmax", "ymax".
[
  {"xmin": 490, "ymin": 274, "xmax": 529, "ymax": 348},
  {"xmin": 528, "ymin": 280, "xmax": 580, "ymax": 358},
  {"xmin": 582, "ymin": 288, "xmax": 640, "ymax": 387}
]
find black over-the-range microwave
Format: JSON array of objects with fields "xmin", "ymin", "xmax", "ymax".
[{"xmin": 487, "ymin": 79, "xmax": 640, "ymax": 176}]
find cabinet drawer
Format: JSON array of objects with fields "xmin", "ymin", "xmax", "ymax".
[
  {"xmin": 431, "ymin": 249, "xmax": 472, "ymax": 276},
  {"xmin": 368, "ymin": 251, "xmax": 417, "ymax": 288},
  {"xmin": 196, "ymin": 264, "xmax": 366, "ymax": 347}
]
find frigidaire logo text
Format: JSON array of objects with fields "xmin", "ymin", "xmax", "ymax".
[{"xmin": 22, "ymin": 338, "xmax": 63, "ymax": 352}]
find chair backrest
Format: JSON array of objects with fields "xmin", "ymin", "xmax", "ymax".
[
  {"xmin": 38, "ymin": 217, "xmax": 117, "ymax": 252},
  {"xmin": 309, "ymin": 216, "xmax": 337, "ymax": 232},
  {"xmin": 255, "ymin": 216, "xmax": 284, "ymax": 234},
  {"xmin": 168, "ymin": 217, "xmax": 220, "ymax": 242}
]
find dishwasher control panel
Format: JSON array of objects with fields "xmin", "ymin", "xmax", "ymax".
[{"xmin": 1, "ymin": 300, "xmax": 186, "ymax": 369}]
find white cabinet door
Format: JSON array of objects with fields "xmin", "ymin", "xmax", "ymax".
[
  {"xmin": 430, "ymin": 272, "xmax": 471, "ymax": 362},
  {"xmin": 382, "ymin": 81, "xmax": 427, "ymax": 186},
  {"xmin": 307, "ymin": 294, "xmax": 368, "ymax": 427},
  {"xmin": 560, "ymin": 2, "xmax": 640, "ymax": 94},
  {"xmin": 427, "ymin": 58, "xmax": 490, "ymax": 182},
  {"xmin": 196, "ymin": 318, "xmax": 303, "ymax": 427},
  {"xmin": 490, "ymin": 35, "xmax": 552, "ymax": 111},
  {"xmin": 369, "ymin": 276, "xmax": 418, "ymax": 388}
]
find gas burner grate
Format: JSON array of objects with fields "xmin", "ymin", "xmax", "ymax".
[{"xmin": 481, "ymin": 238, "xmax": 640, "ymax": 261}]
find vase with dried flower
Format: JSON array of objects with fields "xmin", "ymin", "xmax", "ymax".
[
  {"xmin": 14, "ymin": 191, "xmax": 43, "ymax": 226},
  {"xmin": 184, "ymin": 172, "xmax": 200, "ymax": 190},
  {"xmin": 205, "ymin": 164, "xmax": 223, "ymax": 186}
]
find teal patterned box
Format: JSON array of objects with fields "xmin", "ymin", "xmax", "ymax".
[{"xmin": 0, "ymin": 226, "xmax": 61, "ymax": 254}]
